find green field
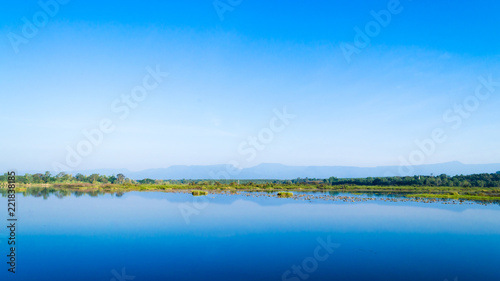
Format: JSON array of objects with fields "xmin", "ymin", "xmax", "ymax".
[
  {"xmin": 2, "ymin": 182, "xmax": 500, "ymax": 202},
  {"xmin": 2, "ymin": 171, "xmax": 500, "ymax": 201}
]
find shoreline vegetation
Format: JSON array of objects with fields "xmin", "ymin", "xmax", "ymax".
[
  {"xmin": 1, "ymin": 171, "xmax": 500, "ymax": 202},
  {"xmin": 192, "ymin": 190, "xmax": 208, "ymax": 196}
]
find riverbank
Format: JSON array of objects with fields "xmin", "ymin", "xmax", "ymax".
[{"xmin": 2, "ymin": 183, "xmax": 500, "ymax": 202}]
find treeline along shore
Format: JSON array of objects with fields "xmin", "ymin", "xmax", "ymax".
[{"xmin": 1, "ymin": 172, "xmax": 500, "ymax": 201}]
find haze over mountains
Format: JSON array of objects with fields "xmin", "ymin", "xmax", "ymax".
[{"xmin": 38, "ymin": 161, "xmax": 500, "ymax": 180}]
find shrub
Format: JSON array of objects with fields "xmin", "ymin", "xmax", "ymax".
[
  {"xmin": 192, "ymin": 190, "xmax": 208, "ymax": 196},
  {"xmin": 277, "ymin": 191, "xmax": 293, "ymax": 198}
]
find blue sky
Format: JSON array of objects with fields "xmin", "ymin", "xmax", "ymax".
[{"xmin": 1, "ymin": 0, "xmax": 499, "ymax": 172}]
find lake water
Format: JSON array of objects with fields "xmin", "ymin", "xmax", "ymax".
[{"xmin": 1, "ymin": 190, "xmax": 500, "ymax": 281}]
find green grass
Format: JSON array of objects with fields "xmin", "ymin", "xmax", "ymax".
[
  {"xmin": 277, "ymin": 191, "xmax": 294, "ymax": 198},
  {"xmin": 192, "ymin": 190, "xmax": 208, "ymax": 196},
  {"xmin": 408, "ymin": 193, "xmax": 500, "ymax": 201},
  {"xmin": 3, "ymin": 183, "xmax": 500, "ymax": 202}
]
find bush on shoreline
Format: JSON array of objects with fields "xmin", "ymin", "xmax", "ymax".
[
  {"xmin": 192, "ymin": 190, "xmax": 208, "ymax": 196},
  {"xmin": 277, "ymin": 191, "xmax": 293, "ymax": 198}
]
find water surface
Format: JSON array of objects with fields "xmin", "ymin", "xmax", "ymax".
[{"xmin": 1, "ymin": 191, "xmax": 499, "ymax": 281}]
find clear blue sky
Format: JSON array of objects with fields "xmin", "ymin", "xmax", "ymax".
[{"xmin": 1, "ymin": 0, "xmax": 499, "ymax": 172}]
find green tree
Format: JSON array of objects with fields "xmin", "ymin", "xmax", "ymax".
[
  {"xmin": 75, "ymin": 173, "xmax": 86, "ymax": 182},
  {"xmin": 116, "ymin": 174, "xmax": 125, "ymax": 184},
  {"xmin": 89, "ymin": 174, "xmax": 99, "ymax": 183},
  {"xmin": 42, "ymin": 171, "xmax": 52, "ymax": 183},
  {"xmin": 24, "ymin": 173, "xmax": 33, "ymax": 184},
  {"xmin": 108, "ymin": 175, "xmax": 117, "ymax": 184}
]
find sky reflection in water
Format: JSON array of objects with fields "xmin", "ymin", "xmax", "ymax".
[{"xmin": 1, "ymin": 191, "xmax": 499, "ymax": 281}]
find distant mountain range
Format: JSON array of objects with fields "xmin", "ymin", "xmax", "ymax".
[{"xmin": 38, "ymin": 161, "xmax": 500, "ymax": 180}]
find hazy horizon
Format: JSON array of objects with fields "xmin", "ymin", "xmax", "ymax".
[
  {"xmin": 11, "ymin": 161, "xmax": 500, "ymax": 181},
  {"xmin": 12, "ymin": 160, "xmax": 500, "ymax": 173}
]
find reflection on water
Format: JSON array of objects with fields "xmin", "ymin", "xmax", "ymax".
[
  {"xmin": 0, "ymin": 186, "xmax": 126, "ymax": 199},
  {"xmin": 1, "ymin": 189, "xmax": 499, "ymax": 281},
  {"xmin": 2, "ymin": 187, "xmax": 498, "ymax": 206}
]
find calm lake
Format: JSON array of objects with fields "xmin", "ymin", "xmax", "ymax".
[{"xmin": 1, "ymin": 190, "xmax": 500, "ymax": 281}]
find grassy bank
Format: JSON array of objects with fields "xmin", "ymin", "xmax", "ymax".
[
  {"xmin": 2, "ymin": 182, "xmax": 500, "ymax": 202},
  {"xmin": 408, "ymin": 193, "xmax": 500, "ymax": 201}
]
